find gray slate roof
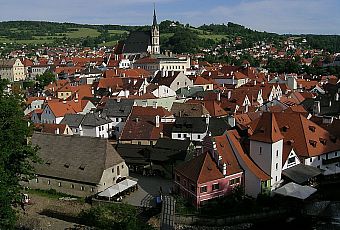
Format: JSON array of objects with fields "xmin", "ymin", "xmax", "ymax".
[
  {"xmin": 60, "ymin": 114, "xmax": 85, "ymax": 128},
  {"xmin": 282, "ymin": 164, "xmax": 323, "ymax": 184},
  {"xmin": 82, "ymin": 112, "xmax": 112, "ymax": 127},
  {"xmin": 31, "ymin": 133, "xmax": 124, "ymax": 185},
  {"xmin": 102, "ymin": 99, "xmax": 134, "ymax": 118},
  {"xmin": 0, "ymin": 59, "xmax": 16, "ymax": 68},
  {"xmin": 123, "ymin": 31, "xmax": 151, "ymax": 54},
  {"xmin": 154, "ymin": 138, "xmax": 192, "ymax": 151},
  {"xmin": 172, "ymin": 117, "xmax": 209, "ymax": 133}
]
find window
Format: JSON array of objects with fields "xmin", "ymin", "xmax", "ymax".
[
  {"xmin": 275, "ymin": 163, "xmax": 278, "ymax": 170},
  {"xmin": 47, "ymin": 180, "xmax": 50, "ymax": 185},
  {"xmin": 122, "ymin": 165, "xmax": 124, "ymax": 169},
  {"xmin": 230, "ymin": 177, "xmax": 240, "ymax": 185},
  {"xmin": 117, "ymin": 166, "xmax": 120, "ymax": 175},
  {"xmin": 81, "ymin": 186, "xmax": 85, "ymax": 191},
  {"xmin": 113, "ymin": 177, "xmax": 115, "ymax": 182},
  {"xmin": 178, "ymin": 134, "xmax": 181, "ymax": 138},
  {"xmin": 336, "ymin": 152, "xmax": 338, "ymax": 157},
  {"xmin": 200, "ymin": 186, "xmax": 207, "ymax": 193},
  {"xmin": 212, "ymin": 183, "xmax": 220, "ymax": 191},
  {"xmin": 91, "ymin": 188, "xmax": 94, "ymax": 192},
  {"xmin": 259, "ymin": 147, "xmax": 262, "ymax": 154},
  {"xmin": 288, "ymin": 157, "xmax": 295, "ymax": 165},
  {"xmin": 276, "ymin": 150, "xmax": 279, "ymax": 158},
  {"xmin": 36, "ymin": 178, "xmax": 39, "ymax": 183},
  {"xmin": 318, "ymin": 156, "xmax": 320, "ymax": 161},
  {"xmin": 58, "ymin": 182, "xmax": 61, "ymax": 187},
  {"xmin": 197, "ymin": 135, "xmax": 201, "ymax": 139},
  {"xmin": 275, "ymin": 176, "xmax": 278, "ymax": 182},
  {"xmin": 310, "ymin": 158, "xmax": 313, "ymax": 163},
  {"xmin": 112, "ymin": 168, "xmax": 114, "ymax": 173},
  {"xmin": 71, "ymin": 184, "xmax": 74, "ymax": 189}
]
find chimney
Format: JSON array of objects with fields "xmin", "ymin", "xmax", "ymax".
[
  {"xmin": 160, "ymin": 132, "xmax": 164, "ymax": 138},
  {"xmin": 217, "ymin": 92, "xmax": 221, "ymax": 101},
  {"xmin": 75, "ymin": 93, "xmax": 79, "ymax": 99},
  {"xmin": 228, "ymin": 91, "xmax": 232, "ymax": 99},
  {"xmin": 55, "ymin": 128, "xmax": 60, "ymax": 135},
  {"xmin": 335, "ymin": 93, "xmax": 339, "ymax": 101},
  {"xmin": 205, "ymin": 116, "xmax": 210, "ymax": 125},
  {"xmin": 63, "ymin": 100, "xmax": 66, "ymax": 104},
  {"xmin": 153, "ymin": 101, "xmax": 158, "ymax": 108},
  {"xmin": 222, "ymin": 163, "xmax": 227, "ymax": 177},
  {"xmin": 155, "ymin": 115, "xmax": 160, "ymax": 128},
  {"xmin": 218, "ymin": 155, "xmax": 222, "ymax": 167},
  {"xmin": 117, "ymin": 97, "xmax": 121, "ymax": 103},
  {"xmin": 213, "ymin": 141, "xmax": 217, "ymax": 150}
]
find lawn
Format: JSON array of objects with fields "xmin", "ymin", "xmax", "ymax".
[{"xmin": 65, "ymin": 28, "xmax": 101, "ymax": 38}]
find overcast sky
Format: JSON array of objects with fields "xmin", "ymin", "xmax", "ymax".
[{"xmin": 0, "ymin": 0, "xmax": 339, "ymax": 34}]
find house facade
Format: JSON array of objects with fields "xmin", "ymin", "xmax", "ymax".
[{"xmin": 0, "ymin": 58, "xmax": 25, "ymax": 82}]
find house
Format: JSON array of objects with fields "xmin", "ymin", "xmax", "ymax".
[
  {"xmin": 120, "ymin": 106, "xmax": 174, "ymax": 145},
  {"xmin": 40, "ymin": 99, "xmax": 95, "ymax": 124},
  {"xmin": 152, "ymin": 71, "xmax": 193, "ymax": 92},
  {"xmin": 81, "ymin": 112, "xmax": 114, "ymax": 138},
  {"xmin": 24, "ymin": 97, "xmax": 46, "ymax": 115},
  {"xmin": 171, "ymin": 102, "xmax": 210, "ymax": 117},
  {"xmin": 171, "ymin": 117, "xmax": 210, "ymax": 143},
  {"xmin": 25, "ymin": 133, "xmax": 128, "ymax": 197},
  {"xmin": 101, "ymin": 98, "xmax": 135, "ymax": 139},
  {"xmin": 60, "ymin": 114, "xmax": 85, "ymax": 135},
  {"xmin": 227, "ymin": 130, "xmax": 271, "ymax": 197},
  {"xmin": 175, "ymin": 134, "xmax": 243, "ymax": 207},
  {"xmin": 35, "ymin": 123, "xmax": 73, "ymax": 135},
  {"xmin": 0, "ymin": 58, "xmax": 25, "ymax": 82}
]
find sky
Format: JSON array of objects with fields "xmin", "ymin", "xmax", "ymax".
[{"xmin": 0, "ymin": 0, "xmax": 339, "ymax": 35}]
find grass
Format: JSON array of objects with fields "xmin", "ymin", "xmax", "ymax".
[
  {"xmin": 65, "ymin": 27, "xmax": 101, "ymax": 38},
  {"xmin": 99, "ymin": 40, "xmax": 119, "ymax": 47},
  {"xmin": 27, "ymin": 188, "xmax": 81, "ymax": 200},
  {"xmin": 199, "ymin": 34, "xmax": 227, "ymax": 41}
]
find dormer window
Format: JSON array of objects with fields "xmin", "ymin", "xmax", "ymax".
[
  {"xmin": 309, "ymin": 126, "xmax": 316, "ymax": 132},
  {"xmin": 309, "ymin": 140, "xmax": 317, "ymax": 147},
  {"xmin": 282, "ymin": 125, "xmax": 289, "ymax": 132},
  {"xmin": 64, "ymin": 163, "xmax": 70, "ymax": 168},
  {"xmin": 79, "ymin": 164, "xmax": 86, "ymax": 170},
  {"xmin": 319, "ymin": 138, "xmax": 327, "ymax": 145}
]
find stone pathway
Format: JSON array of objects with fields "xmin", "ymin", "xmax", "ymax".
[{"xmin": 161, "ymin": 195, "xmax": 176, "ymax": 230}]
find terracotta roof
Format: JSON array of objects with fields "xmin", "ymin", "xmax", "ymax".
[
  {"xmin": 249, "ymin": 112, "xmax": 284, "ymax": 143},
  {"xmin": 227, "ymin": 130, "xmax": 270, "ymax": 181},
  {"xmin": 250, "ymin": 112, "xmax": 340, "ymax": 158},
  {"xmin": 46, "ymin": 101, "xmax": 77, "ymax": 117},
  {"xmin": 176, "ymin": 152, "xmax": 223, "ymax": 184}
]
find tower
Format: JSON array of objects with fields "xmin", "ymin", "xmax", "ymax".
[{"xmin": 151, "ymin": 5, "xmax": 160, "ymax": 55}]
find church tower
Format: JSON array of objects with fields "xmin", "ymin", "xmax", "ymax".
[{"xmin": 151, "ymin": 6, "xmax": 160, "ymax": 55}]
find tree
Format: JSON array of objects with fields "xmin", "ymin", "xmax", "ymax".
[
  {"xmin": 167, "ymin": 28, "xmax": 201, "ymax": 54},
  {"xmin": 78, "ymin": 203, "xmax": 155, "ymax": 230},
  {"xmin": 36, "ymin": 71, "xmax": 56, "ymax": 89},
  {"xmin": 0, "ymin": 79, "xmax": 39, "ymax": 229}
]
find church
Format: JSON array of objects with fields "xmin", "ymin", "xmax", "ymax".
[{"xmin": 115, "ymin": 8, "xmax": 160, "ymax": 59}]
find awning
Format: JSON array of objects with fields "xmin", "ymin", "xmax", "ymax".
[
  {"xmin": 273, "ymin": 182, "xmax": 317, "ymax": 200},
  {"xmin": 97, "ymin": 178, "xmax": 138, "ymax": 198},
  {"xmin": 282, "ymin": 164, "xmax": 323, "ymax": 184}
]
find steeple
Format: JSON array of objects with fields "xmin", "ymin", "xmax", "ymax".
[
  {"xmin": 153, "ymin": 4, "xmax": 157, "ymax": 27},
  {"xmin": 151, "ymin": 3, "xmax": 160, "ymax": 55}
]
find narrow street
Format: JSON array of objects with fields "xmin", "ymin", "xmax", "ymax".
[{"xmin": 161, "ymin": 195, "xmax": 176, "ymax": 230}]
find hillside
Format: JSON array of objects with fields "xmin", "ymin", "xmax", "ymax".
[{"xmin": 0, "ymin": 20, "xmax": 339, "ymax": 54}]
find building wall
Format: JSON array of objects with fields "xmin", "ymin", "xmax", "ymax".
[
  {"xmin": 41, "ymin": 105, "xmax": 57, "ymax": 124},
  {"xmin": 172, "ymin": 132, "xmax": 207, "ymax": 142},
  {"xmin": 169, "ymin": 73, "xmax": 193, "ymax": 92},
  {"xmin": 250, "ymin": 139, "xmax": 283, "ymax": 188},
  {"xmin": 198, "ymin": 173, "xmax": 243, "ymax": 204},
  {"xmin": 305, "ymin": 150, "xmax": 340, "ymax": 173},
  {"xmin": 24, "ymin": 100, "xmax": 45, "ymax": 115},
  {"xmin": 282, "ymin": 149, "xmax": 301, "ymax": 170},
  {"xmin": 119, "ymin": 139, "xmax": 156, "ymax": 146},
  {"xmin": 98, "ymin": 162, "xmax": 129, "ymax": 192},
  {"xmin": 25, "ymin": 176, "xmax": 98, "ymax": 197},
  {"xmin": 151, "ymin": 85, "xmax": 177, "ymax": 98}
]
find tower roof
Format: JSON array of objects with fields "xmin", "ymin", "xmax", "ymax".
[{"xmin": 153, "ymin": 5, "xmax": 157, "ymax": 26}]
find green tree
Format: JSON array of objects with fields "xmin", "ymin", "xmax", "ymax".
[
  {"xmin": 36, "ymin": 71, "xmax": 56, "ymax": 89},
  {"xmin": 78, "ymin": 203, "xmax": 155, "ymax": 230},
  {"xmin": 167, "ymin": 29, "xmax": 201, "ymax": 54},
  {"xmin": 0, "ymin": 79, "xmax": 39, "ymax": 229}
]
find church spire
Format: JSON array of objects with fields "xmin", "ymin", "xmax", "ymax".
[{"xmin": 153, "ymin": 3, "xmax": 157, "ymax": 26}]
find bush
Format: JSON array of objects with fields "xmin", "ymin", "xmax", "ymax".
[{"xmin": 78, "ymin": 203, "xmax": 155, "ymax": 230}]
